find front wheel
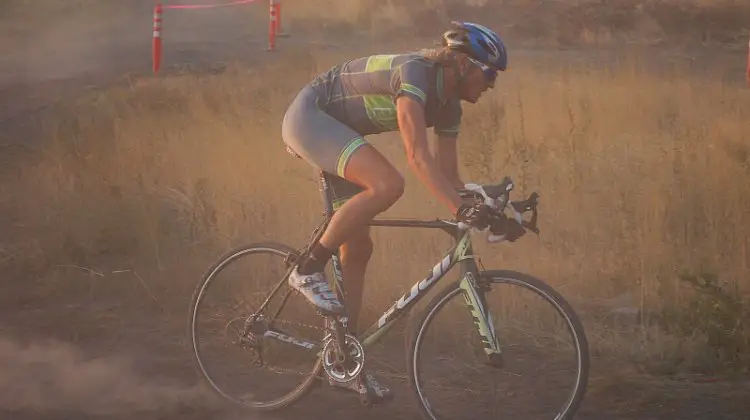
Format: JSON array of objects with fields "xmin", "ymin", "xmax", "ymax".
[{"xmin": 407, "ymin": 270, "xmax": 589, "ymax": 420}]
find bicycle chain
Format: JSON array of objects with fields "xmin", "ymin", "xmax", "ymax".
[{"xmin": 271, "ymin": 317, "xmax": 327, "ymax": 334}]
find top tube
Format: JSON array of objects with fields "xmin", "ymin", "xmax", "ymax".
[{"xmin": 368, "ymin": 218, "xmax": 455, "ymax": 229}]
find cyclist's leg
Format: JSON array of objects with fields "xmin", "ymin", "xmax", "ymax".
[
  {"xmin": 282, "ymin": 84, "xmax": 395, "ymax": 402},
  {"xmin": 298, "ymin": 144, "xmax": 403, "ymax": 316},
  {"xmin": 282, "ymin": 84, "xmax": 402, "ymax": 316},
  {"xmin": 318, "ymin": 143, "xmax": 403, "ymax": 249},
  {"xmin": 339, "ymin": 225, "xmax": 373, "ymax": 334},
  {"xmin": 321, "ymin": 178, "xmax": 392, "ymax": 402},
  {"xmin": 325, "ymin": 175, "xmax": 371, "ymax": 331},
  {"xmin": 341, "ymin": 233, "xmax": 394, "ymax": 403},
  {"xmin": 309, "ymin": 136, "xmax": 399, "ymax": 405}
]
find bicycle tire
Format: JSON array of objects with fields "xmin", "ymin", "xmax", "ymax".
[
  {"xmin": 187, "ymin": 241, "xmax": 323, "ymax": 411},
  {"xmin": 406, "ymin": 269, "xmax": 590, "ymax": 420}
]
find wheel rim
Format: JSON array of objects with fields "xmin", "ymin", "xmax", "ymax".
[
  {"xmin": 411, "ymin": 275, "xmax": 588, "ymax": 419},
  {"xmin": 189, "ymin": 245, "xmax": 323, "ymax": 409}
]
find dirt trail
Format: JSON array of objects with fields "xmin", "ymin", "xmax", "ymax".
[
  {"xmin": 1, "ymin": 4, "xmax": 750, "ymax": 420},
  {"xmin": 0, "ymin": 0, "xmax": 268, "ymax": 126}
]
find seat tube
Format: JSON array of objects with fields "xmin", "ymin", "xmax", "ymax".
[
  {"xmin": 316, "ymin": 170, "xmax": 348, "ymax": 322},
  {"xmin": 317, "ymin": 170, "xmax": 335, "ymax": 217}
]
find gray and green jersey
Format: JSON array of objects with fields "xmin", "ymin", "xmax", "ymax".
[{"xmin": 310, "ymin": 53, "xmax": 462, "ymax": 138}]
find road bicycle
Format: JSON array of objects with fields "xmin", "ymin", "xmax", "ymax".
[{"xmin": 187, "ymin": 170, "xmax": 590, "ymax": 419}]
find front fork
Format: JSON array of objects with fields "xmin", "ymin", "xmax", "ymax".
[{"xmin": 459, "ymin": 263, "xmax": 504, "ymax": 368}]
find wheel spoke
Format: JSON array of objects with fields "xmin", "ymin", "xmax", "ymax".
[
  {"xmin": 188, "ymin": 242, "xmax": 324, "ymax": 411},
  {"xmin": 408, "ymin": 270, "xmax": 589, "ymax": 419}
]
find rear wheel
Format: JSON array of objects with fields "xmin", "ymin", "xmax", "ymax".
[
  {"xmin": 187, "ymin": 242, "xmax": 324, "ymax": 411},
  {"xmin": 407, "ymin": 269, "xmax": 589, "ymax": 419}
]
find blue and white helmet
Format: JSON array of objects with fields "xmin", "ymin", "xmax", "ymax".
[{"xmin": 442, "ymin": 21, "xmax": 507, "ymax": 71}]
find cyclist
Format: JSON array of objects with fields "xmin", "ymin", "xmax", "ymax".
[{"xmin": 281, "ymin": 21, "xmax": 507, "ymax": 403}]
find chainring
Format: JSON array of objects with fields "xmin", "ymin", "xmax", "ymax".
[{"xmin": 321, "ymin": 333, "xmax": 365, "ymax": 384}]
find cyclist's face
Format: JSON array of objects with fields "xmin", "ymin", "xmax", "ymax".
[{"xmin": 460, "ymin": 57, "xmax": 498, "ymax": 103}]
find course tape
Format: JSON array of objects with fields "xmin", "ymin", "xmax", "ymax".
[{"xmin": 163, "ymin": 0, "xmax": 257, "ymax": 10}]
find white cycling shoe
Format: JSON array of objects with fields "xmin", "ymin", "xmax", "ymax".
[{"xmin": 288, "ymin": 267, "xmax": 345, "ymax": 315}]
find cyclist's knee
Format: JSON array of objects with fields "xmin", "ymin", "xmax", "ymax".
[
  {"xmin": 343, "ymin": 145, "xmax": 404, "ymax": 209},
  {"xmin": 369, "ymin": 171, "xmax": 404, "ymax": 208}
]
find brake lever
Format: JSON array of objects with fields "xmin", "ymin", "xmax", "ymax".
[
  {"xmin": 523, "ymin": 216, "xmax": 540, "ymax": 235},
  {"xmin": 462, "ymin": 181, "xmax": 542, "ymax": 241},
  {"xmin": 510, "ymin": 192, "xmax": 539, "ymax": 212},
  {"xmin": 511, "ymin": 192, "xmax": 540, "ymax": 235}
]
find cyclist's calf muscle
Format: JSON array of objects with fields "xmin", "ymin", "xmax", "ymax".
[{"xmin": 338, "ymin": 227, "xmax": 373, "ymax": 332}]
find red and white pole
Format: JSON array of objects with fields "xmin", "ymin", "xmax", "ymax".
[
  {"xmin": 267, "ymin": 0, "xmax": 277, "ymax": 51},
  {"xmin": 152, "ymin": 3, "xmax": 163, "ymax": 73}
]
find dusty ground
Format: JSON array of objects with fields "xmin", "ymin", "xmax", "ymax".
[{"xmin": 1, "ymin": 2, "xmax": 750, "ymax": 420}]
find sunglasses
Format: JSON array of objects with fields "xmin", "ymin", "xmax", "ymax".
[{"xmin": 467, "ymin": 57, "xmax": 498, "ymax": 85}]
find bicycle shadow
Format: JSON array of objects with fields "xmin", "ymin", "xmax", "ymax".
[{"xmin": 255, "ymin": 389, "xmax": 420, "ymax": 420}]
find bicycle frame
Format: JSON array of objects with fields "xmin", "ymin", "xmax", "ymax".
[
  {"xmin": 256, "ymin": 171, "xmax": 502, "ymax": 358},
  {"xmin": 357, "ymin": 217, "xmax": 501, "ymax": 358}
]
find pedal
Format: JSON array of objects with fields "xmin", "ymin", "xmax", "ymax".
[
  {"xmin": 485, "ymin": 352, "xmax": 504, "ymax": 369},
  {"xmin": 359, "ymin": 391, "xmax": 373, "ymax": 407},
  {"xmin": 359, "ymin": 383, "xmax": 377, "ymax": 408}
]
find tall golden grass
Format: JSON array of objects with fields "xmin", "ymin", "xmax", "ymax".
[
  {"xmin": 281, "ymin": 0, "xmax": 750, "ymax": 46},
  {"xmin": 4, "ymin": 0, "xmax": 748, "ymax": 46},
  {"xmin": 3, "ymin": 43, "xmax": 749, "ymax": 374}
]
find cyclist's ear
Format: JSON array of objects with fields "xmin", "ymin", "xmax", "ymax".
[{"xmin": 454, "ymin": 54, "xmax": 471, "ymax": 74}]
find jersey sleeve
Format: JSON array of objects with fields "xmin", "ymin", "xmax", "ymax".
[
  {"xmin": 392, "ymin": 60, "xmax": 431, "ymax": 106},
  {"xmin": 434, "ymin": 100, "xmax": 462, "ymax": 138}
]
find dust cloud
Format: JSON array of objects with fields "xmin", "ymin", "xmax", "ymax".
[
  {"xmin": 0, "ymin": 335, "xmax": 213, "ymax": 415},
  {"xmin": 0, "ymin": 0, "xmax": 263, "ymax": 124}
]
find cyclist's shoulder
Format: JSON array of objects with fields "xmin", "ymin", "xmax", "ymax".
[
  {"xmin": 397, "ymin": 52, "xmax": 438, "ymax": 69},
  {"xmin": 389, "ymin": 53, "xmax": 440, "ymax": 85},
  {"xmin": 350, "ymin": 51, "xmax": 436, "ymax": 70}
]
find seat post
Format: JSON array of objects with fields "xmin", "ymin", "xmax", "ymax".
[{"xmin": 316, "ymin": 169, "xmax": 335, "ymax": 218}]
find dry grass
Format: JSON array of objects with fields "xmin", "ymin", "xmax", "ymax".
[
  {"xmin": 4, "ymin": 0, "xmax": 749, "ymax": 47},
  {"xmin": 461, "ymin": 51, "xmax": 750, "ymax": 373},
  {"xmin": 282, "ymin": 0, "xmax": 750, "ymax": 46},
  {"xmin": 3, "ymin": 37, "xmax": 750, "ymax": 376}
]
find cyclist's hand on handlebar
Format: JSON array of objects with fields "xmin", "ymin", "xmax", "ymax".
[
  {"xmin": 455, "ymin": 202, "xmax": 492, "ymax": 229},
  {"xmin": 490, "ymin": 212, "xmax": 526, "ymax": 242}
]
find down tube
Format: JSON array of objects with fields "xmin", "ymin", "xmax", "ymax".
[{"xmin": 360, "ymin": 230, "xmax": 474, "ymax": 349}]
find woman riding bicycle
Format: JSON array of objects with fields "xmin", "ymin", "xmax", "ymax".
[{"xmin": 281, "ymin": 21, "xmax": 507, "ymax": 403}]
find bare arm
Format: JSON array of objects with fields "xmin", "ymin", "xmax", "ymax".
[
  {"xmin": 396, "ymin": 95, "xmax": 464, "ymax": 214},
  {"xmin": 435, "ymin": 134, "xmax": 465, "ymax": 190}
]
